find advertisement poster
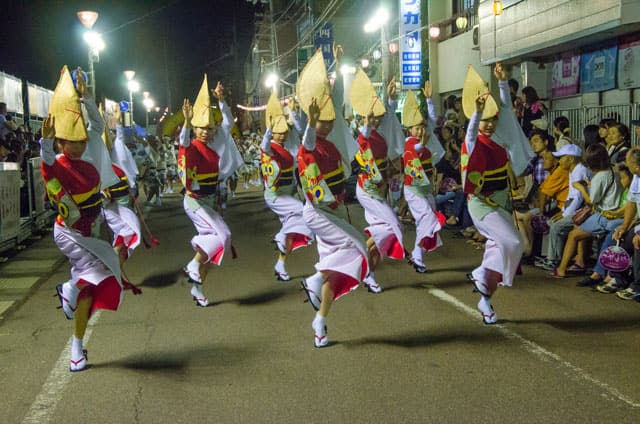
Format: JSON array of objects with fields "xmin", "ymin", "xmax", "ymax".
[
  {"xmin": 580, "ymin": 46, "xmax": 617, "ymax": 93},
  {"xmin": 618, "ymin": 39, "xmax": 640, "ymax": 89},
  {"xmin": 551, "ymin": 55, "xmax": 580, "ymax": 98}
]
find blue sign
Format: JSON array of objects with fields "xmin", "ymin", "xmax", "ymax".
[
  {"xmin": 400, "ymin": 0, "xmax": 422, "ymax": 89},
  {"xmin": 581, "ymin": 46, "xmax": 617, "ymax": 93},
  {"xmin": 313, "ymin": 23, "xmax": 334, "ymax": 70},
  {"xmin": 119, "ymin": 100, "xmax": 130, "ymax": 112}
]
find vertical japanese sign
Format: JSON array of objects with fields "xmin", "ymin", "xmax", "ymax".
[
  {"xmin": 314, "ymin": 23, "xmax": 334, "ymax": 70},
  {"xmin": 400, "ymin": 0, "xmax": 421, "ymax": 89}
]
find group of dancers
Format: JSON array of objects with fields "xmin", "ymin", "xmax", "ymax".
[{"xmin": 43, "ymin": 44, "xmax": 533, "ymax": 370}]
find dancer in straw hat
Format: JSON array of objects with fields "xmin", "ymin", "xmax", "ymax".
[
  {"xmin": 42, "ymin": 66, "xmax": 124, "ymax": 371},
  {"xmin": 261, "ymin": 91, "xmax": 314, "ymax": 281},
  {"xmin": 461, "ymin": 63, "xmax": 533, "ymax": 324},
  {"xmin": 179, "ymin": 76, "xmax": 243, "ymax": 306},
  {"xmin": 298, "ymin": 46, "xmax": 369, "ymax": 348}
]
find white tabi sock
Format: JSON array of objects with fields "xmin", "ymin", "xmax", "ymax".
[
  {"xmin": 412, "ymin": 246, "xmax": 424, "ymax": 265},
  {"xmin": 306, "ymin": 272, "xmax": 324, "ymax": 287},
  {"xmin": 71, "ymin": 336, "xmax": 84, "ymax": 360},
  {"xmin": 275, "ymin": 259, "xmax": 286, "ymax": 273}
]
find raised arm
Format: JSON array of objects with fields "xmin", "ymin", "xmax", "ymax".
[
  {"xmin": 494, "ymin": 63, "xmax": 512, "ymax": 111},
  {"xmin": 39, "ymin": 115, "xmax": 56, "ymax": 166},
  {"xmin": 261, "ymin": 127, "xmax": 273, "ymax": 154},
  {"xmin": 465, "ymin": 101, "xmax": 483, "ymax": 158},
  {"xmin": 179, "ymin": 99, "xmax": 193, "ymax": 147},
  {"xmin": 331, "ymin": 43, "xmax": 345, "ymax": 113},
  {"xmin": 212, "ymin": 81, "xmax": 233, "ymax": 132},
  {"xmin": 289, "ymin": 96, "xmax": 307, "ymax": 134},
  {"xmin": 302, "ymin": 98, "xmax": 321, "ymax": 151}
]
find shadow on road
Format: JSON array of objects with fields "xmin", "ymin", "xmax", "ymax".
[
  {"xmin": 502, "ymin": 315, "xmax": 640, "ymax": 332},
  {"xmin": 209, "ymin": 287, "xmax": 291, "ymax": 307},
  {"xmin": 139, "ymin": 270, "xmax": 183, "ymax": 288},
  {"xmin": 339, "ymin": 329, "xmax": 503, "ymax": 349},
  {"xmin": 90, "ymin": 345, "xmax": 257, "ymax": 373}
]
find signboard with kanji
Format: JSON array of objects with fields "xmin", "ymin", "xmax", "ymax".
[
  {"xmin": 313, "ymin": 23, "xmax": 334, "ymax": 70},
  {"xmin": 400, "ymin": 0, "xmax": 422, "ymax": 89}
]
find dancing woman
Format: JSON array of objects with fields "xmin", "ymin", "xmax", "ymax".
[
  {"xmin": 261, "ymin": 91, "xmax": 313, "ymax": 281},
  {"xmin": 179, "ymin": 76, "xmax": 242, "ymax": 306},
  {"xmin": 43, "ymin": 67, "xmax": 123, "ymax": 371}
]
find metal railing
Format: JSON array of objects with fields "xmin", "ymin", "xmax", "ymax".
[{"xmin": 547, "ymin": 104, "xmax": 639, "ymax": 147}]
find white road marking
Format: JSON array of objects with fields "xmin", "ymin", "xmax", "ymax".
[
  {"xmin": 427, "ymin": 286, "xmax": 640, "ymax": 409},
  {"xmin": 22, "ymin": 312, "xmax": 102, "ymax": 424}
]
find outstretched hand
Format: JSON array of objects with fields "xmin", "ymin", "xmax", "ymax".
[
  {"xmin": 333, "ymin": 42, "xmax": 344, "ymax": 63},
  {"xmin": 76, "ymin": 67, "xmax": 87, "ymax": 97},
  {"xmin": 422, "ymin": 80, "xmax": 433, "ymax": 99},
  {"xmin": 494, "ymin": 62, "xmax": 508, "ymax": 81},
  {"xmin": 42, "ymin": 114, "xmax": 56, "ymax": 139},
  {"xmin": 387, "ymin": 77, "xmax": 397, "ymax": 100},
  {"xmin": 308, "ymin": 98, "xmax": 321, "ymax": 126},
  {"xmin": 475, "ymin": 94, "xmax": 487, "ymax": 113},
  {"xmin": 212, "ymin": 81, "xmax": 225, "ymax": 101},
  {"xmin": 182, "ymin": 98, "xmax": 193, "ymax": 126}
]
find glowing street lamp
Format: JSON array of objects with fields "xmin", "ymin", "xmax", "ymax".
[
  {"xmin": 77, "ymin": 11, "xmax": 98, "ymax": 29},
  {"xmin": 77, "ymin": 10, "xmax": 103, "ymax": 98},
  {"xmin": 264, "ymin": 72, "xmax": 279, "ymax": 89},
  {"xmin": 364, "ymin": 7, "xmax": 391, "ymax": 85},
  {"xmin": 125, "ymin": 72, "xmax": 140, "ymax": 122},
  {"xmin": 363, "ymin": 7, "xmax": 389, "ymax": 33},
  {"xmin": 143, "ymin": 97, "xmax": 155, "ymax": 129}
]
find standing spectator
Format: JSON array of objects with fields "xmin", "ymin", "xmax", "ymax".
[{"xmin": 520, "ymin": 86, "xmax": 546, "ymax": 136}]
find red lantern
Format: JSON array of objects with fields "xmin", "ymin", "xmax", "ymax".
[{"xmin": 388, "ymin": 42, "xmax": 398, "ymax": 54}]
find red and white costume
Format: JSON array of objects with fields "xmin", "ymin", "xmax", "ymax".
[
  {"xmin": 260, "ymin": 128, "xmax": 313, "ymax": 252},
  {"xmin": 355, "ymin": 126, "xmax": 404, "ymax": 260},
  {"xmin": 178, "ymin": 100, "xmax": 242, "ymax": 266},
  {"xmin": 41, "ymin": 138, "xmax": 123, "ymax": 317},
  {"xmin": 298, "ymin": 127, "xmax": 369, "ymax": 300},
  {"xmin": 462, "ymin": 80, "xmax": 531, "ymax": 293}
]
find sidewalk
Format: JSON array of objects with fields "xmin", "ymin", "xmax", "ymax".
[{"xmin": 0, "ymin": 230, "xmax": 64, "ymax": 323}]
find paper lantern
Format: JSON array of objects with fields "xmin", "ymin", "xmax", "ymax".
[
  {"xmin": 455, "ymin": 16, "xmax": 468, "ymax": 30},
  {"xmin": 493, "ymin": 0, "xmax": 503, "ymax": 15},
  {"xmin": 429, "ymin": 26, "xmax": 440, "ymax": 39}
]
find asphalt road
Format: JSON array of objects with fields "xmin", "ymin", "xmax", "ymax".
[{"xmin": 2, "ymin": 188, "xmax": 640, "ymax": 423}]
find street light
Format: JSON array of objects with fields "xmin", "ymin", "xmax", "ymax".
[
  {"xmin": 364, "ymin": 7, "xmax": 390, "ymax": 85},
  {"xmin": 143, "ymin": 97, "xmax": 154, "ymax": 129},
  {"xmin": 77, "ymin": 10, "xmax": 102, "ymax": 98},
  {"xmin": 264, "ymin": 73, "xmax": 279, "ymax": 89},
  {"xmin": 124, "ymin": 70, "xmax": 138, "ymax": 122}
]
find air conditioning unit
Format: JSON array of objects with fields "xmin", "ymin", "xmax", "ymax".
[{"xmin": 472, "ymin": 25, "xmax": 480, "ymax": 50}]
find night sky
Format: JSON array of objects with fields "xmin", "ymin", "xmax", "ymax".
[{"xmin": 0, "ymin": 0, "xmax": 256, "ymax": 122}]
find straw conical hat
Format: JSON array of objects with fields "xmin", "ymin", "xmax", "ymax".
[
  {"xmin": 48, "ymin": 66, "xmax": 88, "ymax": 141},
  {"xmin": 266, "ymin": 91, "xmax": 288, "ymax": 133},
  {"xmin": 191, "ymin": 74, "xmax": 222, "ymax": 128},
  {"xmin": 401, "ymin": 90, "xmax": 424, "ymax": 128},
  {"xmin": 349, "ymin": 69, "xmax": 385, "ymax": 117},
  {"xmin": 462, "ymin": 65, "xmax": 499, "ymax": 120},
  {"xmin": 297, "ymin": 50, "xmax": 335, "ymax": 121}
]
